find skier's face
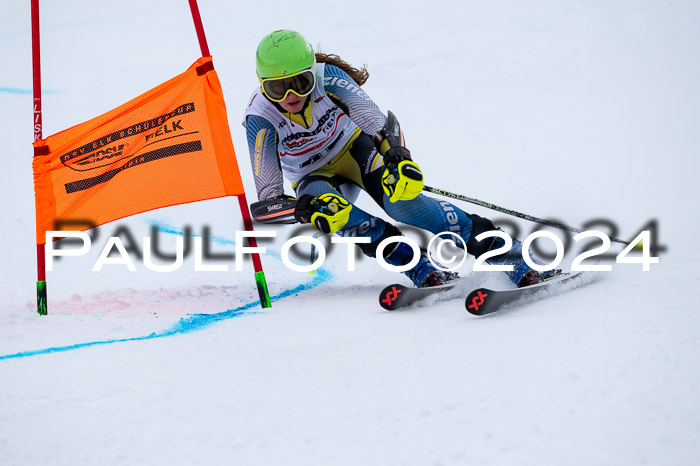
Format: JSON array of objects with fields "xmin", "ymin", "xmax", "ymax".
[{"xmin": 278, "ymin": 93, "xmax": 307, "ymax": 113}]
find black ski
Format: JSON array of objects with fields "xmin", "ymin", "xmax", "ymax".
[
  {"xmin": 379, "ymin": 278, "xmax": 464, "ymax": 311},
  {"xmin": 465, "ymin": 272, "xmax": 585, "ymax": 316}
]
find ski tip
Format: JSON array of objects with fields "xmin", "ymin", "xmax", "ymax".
[
  {"xmin": 379, "ymin": 284, "xmax": 408, "ymax": 311},
  {"xmin": 465, "ymin": 288, "xmax": 492, "ymax": 316}
]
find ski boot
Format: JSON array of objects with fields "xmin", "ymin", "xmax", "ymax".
[
  {"xmin": 385, "ymin": 241, "xmax": 458, "ymax": 288},
  {"xmin": 517, "ymin": 269, "xmax": 562, "ymax": 287},
  {"xmin": 486, "ymin": 236, "xmax": 561, "ymax": 288}
]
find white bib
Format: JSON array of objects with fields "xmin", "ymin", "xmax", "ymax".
[{"xmin": 243, "ymin": 63, "xmax": 358, "ymax": 182}]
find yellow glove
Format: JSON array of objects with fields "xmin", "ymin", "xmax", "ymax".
[
  {"xmin": 295, "ymin": 193, "xmax": 352, "ymax": 234},
  {"xmin": 382, "ymin": 158, "xmax": 424, "ymax": 203}
]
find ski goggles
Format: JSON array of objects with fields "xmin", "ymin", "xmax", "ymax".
[{"xmin": 259, "ymin": 68, "xmax": 316, "ymax": 102}]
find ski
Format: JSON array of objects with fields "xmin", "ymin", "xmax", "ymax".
[
  {"xmin": 465, "ymin": 272, "xmax": 585, "ymax": 316},
  {"xmin": 379, "ymin": 278, "xmax": 464, "ymax": 311}
]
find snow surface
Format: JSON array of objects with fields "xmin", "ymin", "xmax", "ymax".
[{"xmin": 2, "ymin": 1, "xmax": 700, "ymax": 465}]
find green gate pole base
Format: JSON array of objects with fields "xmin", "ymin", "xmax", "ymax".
[
  {"xmin": 37, "ymin": 280, "xmax": 47, "ymax": 316},
  {"xmin": 254, "ymin": 271, "xmax": 271, "ymax": 308}
]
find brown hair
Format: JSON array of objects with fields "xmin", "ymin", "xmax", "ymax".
[{"xmin": 315, "ymin": 53, "xmax": 369, "ymax": 86}]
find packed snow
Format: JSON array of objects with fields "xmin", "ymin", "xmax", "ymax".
[{"xmin": 1, "ymin": 1, "xmax": 699, "ymax": 465}]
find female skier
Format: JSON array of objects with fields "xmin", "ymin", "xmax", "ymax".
[{"xmin": 244, "ymin": 30, "xmax": 553, "ymax": 288}]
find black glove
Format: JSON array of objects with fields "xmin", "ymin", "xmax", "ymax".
[
  {"xmin": 293, "ymin": 194, "xmax": 317, "ymax": 224},
  {"xmin": 384, "ymin": 146, "xmax": 412, "ymax": 164}
]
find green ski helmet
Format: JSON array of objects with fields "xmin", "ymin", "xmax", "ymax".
[{"xmin": 256, "ymin": 30, "xmax": 315, "ymax": 79}]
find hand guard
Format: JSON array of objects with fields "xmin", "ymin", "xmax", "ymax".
[
  {"xmin": 378, "ymin": 111, "xmax": 424, "ymax": 203},
  {"xmin": 294, "ymin": 193, "xmax": 352, "ymax": 234},
  {"xmin": 250, "ymin": 195, "xmax": 298, "ymax": 224}
]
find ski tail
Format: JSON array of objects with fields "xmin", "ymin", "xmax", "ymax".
[
  {"xmin": 379, "ymin": 278, "xmax": 464, "ymax": 311},
  {"xmin": 465, "ymin": 272, "xmax": 585, "ymax": 316}
]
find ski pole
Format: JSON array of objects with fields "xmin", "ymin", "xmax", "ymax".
[{"xmin": 423, "ymin": 185, "xmax": 631, "ymax": 245}]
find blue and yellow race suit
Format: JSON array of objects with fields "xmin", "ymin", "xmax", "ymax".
[{"xmin": 243, "ymin": 63, "xmax": 497, "ymax": 261}]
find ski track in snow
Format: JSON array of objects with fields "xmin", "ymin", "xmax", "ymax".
[
  {"xmin": 0, "ymin": 223, "xmax": 335, "ymax": 360},
  {"xmin": 0, "ymin": 269, "xmax": 332, "ymax": 361}
]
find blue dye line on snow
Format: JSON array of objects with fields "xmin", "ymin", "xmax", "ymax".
[
  {"xmin": 0, "ymin": 87, "xmax": 60, "ymax": 95},
  {"xmin": 1, "ymin": 222, "xmax": 332, "ymax": 361},
  {"xmin": 0, "ymin": 269, "xmax": 332, "ymax": 361},
  {"xmin": 148, "ymin": 221, "xmax": 237, "ymax": 246},
  {"xmin": 147, "ymin": 221, "xmax": 287, "ymax": 262}
]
